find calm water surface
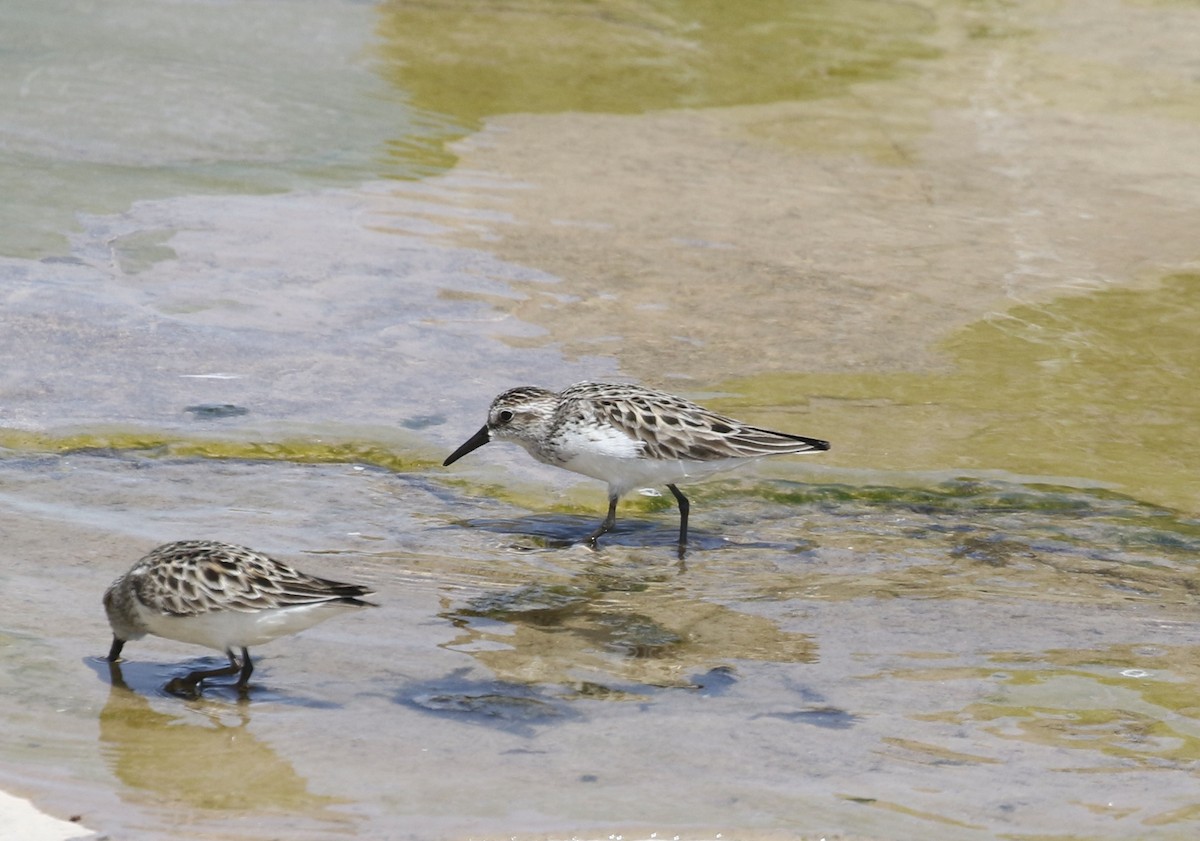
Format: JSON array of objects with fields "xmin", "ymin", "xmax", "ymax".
[{"xmin": 2, "ymin": 1, "xmax": 1199, "ymax": 839}]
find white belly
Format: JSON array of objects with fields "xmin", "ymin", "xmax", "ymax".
[
  {"xmin": 137, "ymin": 601, "xmax": 357, "ymax": 653},
  {"xmin": 560, "ymin": 450, "xmax": 749, "ymax": 496}
]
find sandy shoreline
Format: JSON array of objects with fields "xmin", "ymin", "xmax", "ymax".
[{"xmin": 0, "ymin": 790, "xmax": 94, "ymax": 841}]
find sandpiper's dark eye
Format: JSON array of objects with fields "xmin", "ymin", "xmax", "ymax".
[{"xmin": 497, "ymin": 409, "xmax": 514, "ymax": 424}]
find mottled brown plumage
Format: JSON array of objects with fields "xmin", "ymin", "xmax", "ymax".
[
  {"xmin": 104, "ymin": 540, "xmax": 375, "ymax": 692},
  {"xmin": 444, "ymin": 382, "xmax": 829, "ymax": 555}
]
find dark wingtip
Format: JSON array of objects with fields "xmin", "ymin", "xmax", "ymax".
[
  {"xmin": 318, "ymin": 581, "xmax": 379, "ymax": 607},
  {"xmin": 340, "ymin": 585, "xmax": 379, "ymax": 608},
  {"xmin": 776, "ymin": 431, "xmax": 830, "ymax": 452}
]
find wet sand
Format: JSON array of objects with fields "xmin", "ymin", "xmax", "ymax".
[{"xmin": 420, "ymin": 0, "xmax": 1200, "ymax": 383}]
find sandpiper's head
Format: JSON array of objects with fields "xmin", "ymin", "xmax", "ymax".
[
  {"xmin": 102, "ymin": 574, "xmax": 146, "ymax": 659},
  {"xmin": 443, "ymin": 386, "xmax": 558, "ymax": 465}
]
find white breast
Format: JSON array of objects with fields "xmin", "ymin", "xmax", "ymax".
[{"xmin": 561, "ymin": 451, "xmax": 750, "ymax": 496}]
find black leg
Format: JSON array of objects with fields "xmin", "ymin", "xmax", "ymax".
[
  {"xmin": 667, "ymin": 484, "xmax": 690, "ymax": 558},
  {"xmin": 106, "ymin": 637, "xmax": 126, "ymax": 662},
  {"xmin": 235, "ymin": 647, "xmax": 254, "ymax": 689},
  {"xmin": 585, "ymin": 495, "xmax": 619, "ymax": 548},
  {"xmin": 180, "ymin": 650, "xmax": 242, "ymax": 689}
]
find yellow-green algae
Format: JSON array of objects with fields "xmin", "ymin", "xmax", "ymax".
[
  {"xmin": 872, "ymin": 645, "xmax": 1200, "ymax": 803},
  {"xmin": 373, "ymin": 0, "xmax": 940, "ymax": 140},
  {"xmin": 931, "ymin": 685, "xmax": 1200, "ymax": 767},
  {"xmin": 443, "ymin": 574, "xmax": 818, "ymax": 690},
  {"xmin": 0, "ymin": 428, "xmax": 433, "ymax": 474},
  {"xmin": 715, "ymin": 273, "xmax": 1200, "ymax": 513},
  {"xmin": 0, "ymin": 426, "xmax": 688, "ymax": 524}
]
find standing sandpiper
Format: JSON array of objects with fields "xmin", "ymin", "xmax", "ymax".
[{"xmin": 443, "ymin": 382, "xmax": 829, "ymax": 556}]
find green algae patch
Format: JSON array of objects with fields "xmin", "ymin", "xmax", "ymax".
[
  {"xmin": 456, "ymin": 583, "xmax": 593, "ymax": 624},
  {"xmin": 0, "ymin": 427, "xmax": 435, "ymax": 473},
  {"xmin": 374, "ymin": 0, "xmax": 940, "ymax": 126},
  {"xmin": 937, "ymin": 682, "xmax": 1200, "ymax": 767},
  {"xmin": 715, "ymin": 273, "xmax": 1200, "ymax": 513},
  {"xmin": 441, "ymin": 474, "xmax": 679, "ymax": 520}
]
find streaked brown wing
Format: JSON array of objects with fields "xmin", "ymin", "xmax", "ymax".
[{"xmin": 565, "ymin": 387, "xmax": 827, "ymax": 462}]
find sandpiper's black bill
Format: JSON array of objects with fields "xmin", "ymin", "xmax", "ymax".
[{"xmin": 443, "ymin": 425, "xmax": 491, "ymax": 466}]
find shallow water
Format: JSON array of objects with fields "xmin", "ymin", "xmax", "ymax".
[
  {"xmin": 2, "ymin": 0, "xmax": 1200, "ymax": 839},
  {"xmin": 4, "ymin": 454, "xmax": 1199, "ymax": 840},
  {"xmin": 1, "ymin": 0, "xmax": 460, "ymax": 260}
]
